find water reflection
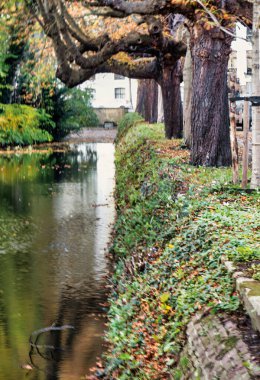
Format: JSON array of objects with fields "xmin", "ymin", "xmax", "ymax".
[{"xmin": 0, "ymin": 143, "xmax": 115, "ymax": 380}]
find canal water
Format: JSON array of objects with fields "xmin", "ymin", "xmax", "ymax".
[{"xmin": 0, "ymin": 143, "xmax": 115, "ymax": 380}]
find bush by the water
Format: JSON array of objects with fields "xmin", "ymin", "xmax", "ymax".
[
  {"xmin": 117, "ymin": 112, "xmax": 144, "ymax": 140},
  {"xmin": 43, "ymin": 87, "xmax": 99, "ymax": 140},
  {"xmin": 0, "ymin": 87, "xmax": 99, "ymax": 146},
  {"xmin": 0, "ymin": 103, "xmax": 54, "ymax": 146}
]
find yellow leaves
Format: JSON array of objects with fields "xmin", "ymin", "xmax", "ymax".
[
  {"xmin": 91, "ymin": 19, "xmax": 101, "ymax": 29},
  {"xmin": 160, "ymin": 292, "xmax": 170, "ymax": 303},
  {"xmin": 160, "ymin": 292, "xmax": 174, "ymax": 315},
  {"xmin": 174, "ymin": 268, "xmax": 185, "ymax": 280},
  {"xmin": 109, "ymin": 52, "xmax": 136, "ymax": 67}
]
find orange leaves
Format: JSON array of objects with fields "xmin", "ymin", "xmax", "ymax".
[
  {"xmin": 102, "ymin": 16, "xmax": 148, "ymax": 41},
  {"xmin": 140, "ymin": 299, "xmax": 151, "ymax": 314},
  {"xmin": 67, "ymin": 2, "xmax": 148, "ymax": 41}
]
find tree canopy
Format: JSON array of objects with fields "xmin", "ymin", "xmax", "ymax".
[
  {"xmin": 28, "ymin": 0, "xmax": 256, "ymax": 167},
  {"xmin": 31, "ymin": 0, "xmax": 252, "ymax": 87}
]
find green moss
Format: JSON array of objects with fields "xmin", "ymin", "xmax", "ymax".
[
  {"xmin": 216, "ymin": 335, "xmax": 239, "ymax": 359},
  {"xmin": 179, "ymin": 356, "xmax": 190, "ymax": 370},
  {"xmin": 240, "ymin": 281, "xmax": 260, "ymax": 297},
  {"xmin": 224, "ymin": 336, "xmax": 239, "ymax": 350}
]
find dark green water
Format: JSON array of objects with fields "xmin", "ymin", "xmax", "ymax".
[{"xmin": 0, "ymin": 143, "xmax": 115, "ymax": 380}]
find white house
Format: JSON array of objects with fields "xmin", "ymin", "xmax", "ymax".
[
  {"xmin": 230, "ymin": 25, "xmax": 252, "ymax": 96},
  {"xmin": 83, "ymin": 73, "xmax": 138, "ymax": 110}
]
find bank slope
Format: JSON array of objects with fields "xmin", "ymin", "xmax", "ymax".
[{"xmin": 92, "ymin": 121, "xmax": 260, "ymax": 380}]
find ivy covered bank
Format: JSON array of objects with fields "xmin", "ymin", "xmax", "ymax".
[{"xmin": 89, "ymin": 116, "xmax": 260, "ymax": 380}]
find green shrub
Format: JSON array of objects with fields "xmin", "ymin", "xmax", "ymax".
[
  {"xmin": 51, "ymin": 87, "xmax": 98, "ymax": 140},
  {"xmin": 17, "ymin": 61, "xmax": 98, "ymax": 140},
  {"xmin": 0, "ymin": 103, "xmax": 53, "ymax": 146},
  {"xmin": 117, "ymin": 112, "xmax": 144, "ymax": 141}
]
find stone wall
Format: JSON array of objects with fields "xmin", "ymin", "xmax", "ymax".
[
  {"xmin": 173, "ymin": 313, "xmax": 260, "ymax": 380},
  {"xmin": 94, "ymin": 107, "xmax": 128, "ymax": 127}
]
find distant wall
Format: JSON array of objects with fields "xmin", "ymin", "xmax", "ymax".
[{"xmin": 94, "ymin": 107, "xmax": 128, "ymax": 126}]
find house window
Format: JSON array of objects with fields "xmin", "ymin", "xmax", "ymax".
[
  {"xmin": 246, "ymin": 50, "xmax": 252, "ymax": 76},
  {"xmin": 246, "ymin": 27, "xmax": 252, "ymax": 40},
  {"xmin": 89, "ymin": 88, "xmax": 96, "ymax": 100},
  {"xmin": 114, "ymin": 74, "xmax": 125, "ymax": 80},
  {"xmin": 115, "ymin": 88, "xmax": 125, "ymax": 99}
]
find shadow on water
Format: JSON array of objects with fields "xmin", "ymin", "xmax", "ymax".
[{"xmin": 0, "ymin": 143, "xmax": 115, "ymax": 380}]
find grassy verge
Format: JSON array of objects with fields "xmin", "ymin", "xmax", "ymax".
[{"xmin": 92, "ymin": 121, "xmax": 259, "ymax": 380}]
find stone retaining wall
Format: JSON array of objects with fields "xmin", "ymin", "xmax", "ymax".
[
  {"xmin": 174, "ymin": 313, "xmax": 260, "ymax": 379},
  {"xmin": 223, "ymin": 259, "xmax": 260, "ymax": 334}
]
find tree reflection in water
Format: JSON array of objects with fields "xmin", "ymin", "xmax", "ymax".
[
  {"xmin": 28, "ymin": 285, "xmax": 108, "ymax": 379},
  {"xmin": 0, "ymin": 143, "xmax": 115, "ymax": 380}
]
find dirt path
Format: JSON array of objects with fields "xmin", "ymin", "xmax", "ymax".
[{"xmin": 63, "ymin": 127, "xmax": 117, "ymax": 143}]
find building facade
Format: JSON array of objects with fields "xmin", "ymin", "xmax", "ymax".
[
  {"xmin": 83, "ymin": 73, "xmax": 138, "ymax": 110},
  {"xmin": 229, "ymin": 25, "xmax": 253, "ymax": 96}
]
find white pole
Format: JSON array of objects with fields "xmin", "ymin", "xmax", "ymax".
[{"xmin": 251, "ymin": 0, "xmax": 260, "ymax": 188}]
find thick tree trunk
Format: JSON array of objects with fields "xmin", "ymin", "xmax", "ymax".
[
  {"xmin": 135, "ymin": 79, "xmax": 158, "ymax": 123},
  {"xmin": 190, "ymin": 25, "xmax": 232, "ymax": 166},
  {"xmin": 251, "ymin": 0, "xmax": 260, "ymax": 189},
  {"xmin": 159, "ymin": 62, "xmax": 183, "ymax": 139}
]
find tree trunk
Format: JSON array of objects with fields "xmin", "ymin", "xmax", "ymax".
[
  {"xmin": 135, "ymin": 79, "xmax": 158, "ymax": 123},
  {"xmin": 251, "ymin": 0, "xmax": 260, "ymax": 189},
  {"xmin": 159, "ymin": 62, "xmax": 183, "ymax": 139},
  {"xmin": 190, "ymin": 25, "xmax": 232, "ymax": 166},
  {"xmin": 183, "ymin": 36, "xmax": 192, "ymax": 147}
]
